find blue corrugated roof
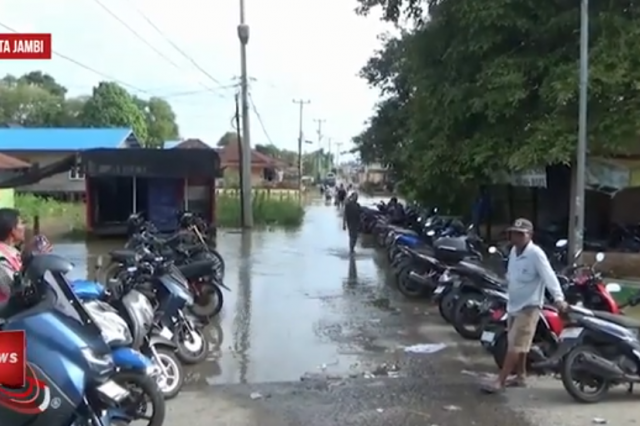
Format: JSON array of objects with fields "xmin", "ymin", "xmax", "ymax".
[
  {"xmin": 163, "ymin": 140, "xmax": 181, "ymax": 149},
  {"xmin": 0, "ymin": 128, "xmax": 135, "ymax": 150}
]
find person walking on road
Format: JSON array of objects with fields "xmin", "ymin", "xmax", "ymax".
[
  {"xmin": 482, "ymin": 218, "xmax": 567, "ymax": 393},
  {"xmin": 343, "ymin": 192, "xmax": 361, "ymax": 254}
]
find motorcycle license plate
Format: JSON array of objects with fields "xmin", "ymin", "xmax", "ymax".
[
  {"xmin": 159, "ymin": 327, "xmax": 174, "ymax": 340},
  {"xmin": 481, "ymin": 331, "xmax": 495, "ymax": 343},
  {"xmin": 96, "ymin": 380, "xmax": 129, "ymax": 402},
  {"xmin": 559, "ymin": 327, "xmax": 583, "ymax": 340},
  {"xmin": 434, "ymin": 286, "xmax": 445, "ymax": 295}
]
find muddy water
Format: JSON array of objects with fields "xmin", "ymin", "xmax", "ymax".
[{"xmin": 54, "ymin": 197, "xmax": 397, "ymax": 385}]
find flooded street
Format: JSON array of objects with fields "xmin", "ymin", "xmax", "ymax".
[{"xmin": 53, "ymin": 197, "xmax": 543, "ymax": 426}]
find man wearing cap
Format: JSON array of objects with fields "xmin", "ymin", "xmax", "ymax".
[{"xmin": 482, "ymin": 218, "xmax": 567, "ymax": 393}]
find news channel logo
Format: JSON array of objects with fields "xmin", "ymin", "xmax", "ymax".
[{"xmin": 0, "ymin": 330, "xmax": 59, "ymax": 414}]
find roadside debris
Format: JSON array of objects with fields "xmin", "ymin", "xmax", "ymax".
[
  {"xmin": 404, "ymin": 343, "xmax": 447, "ymax": 354},
  {"xmin": 592, "ymin": 418, "xmax": 607, "ymax": 425},
  {"xmin": 443, "ymin": 404, "xmax": 461, "ymax": 411},
  {"xmin": 250, "ymin": 392, "xmax": 263, "ymax": 400}
]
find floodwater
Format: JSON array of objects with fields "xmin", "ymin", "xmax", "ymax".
[{"xmin": 55, "ymin": 196, "xmax": 406, "ymax": 385}]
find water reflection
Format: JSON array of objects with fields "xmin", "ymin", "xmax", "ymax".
[
  {"xmin": 234, "ymin": 232, "xmax": 252, "ymax": 383},
  {"xmin": 53, "ymin": 196, "xmax": 398, "ymax": 385}
]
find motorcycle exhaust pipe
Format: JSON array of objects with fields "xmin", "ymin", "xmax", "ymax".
[{"xmin": 579, "ymin": 352, "xmax": 626, "ymax": 380}]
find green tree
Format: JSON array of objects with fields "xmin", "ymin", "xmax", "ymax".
[
  {"xmin": 134, "ymin": 97, "xmax": 180, "ymax": 148},
  {"xmin": 216, "ymin": 132, "xmax": 237, "ymax": 147},
  {"xmin": 81, "ymin": 82, "xmax": 148, "ymax": 143},
  {"xmin": 354, "ymin": 0, "xmax": 640, "ymax": 205},
  {"xmin": 0, "ymin": 83, "xmax": 66, "ymax": 127},
  {"xmin": 18, "ymin": 71, "xmax": 67, "ymax": 97}
]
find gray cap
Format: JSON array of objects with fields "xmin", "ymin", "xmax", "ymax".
[{"xmin": 507, "ymin": 218, "xmax": 534, "ymax": 233}]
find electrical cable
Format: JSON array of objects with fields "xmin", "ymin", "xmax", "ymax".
[
  {"xmin": 90, "ymin": 0, "xmax": 184, "ymax": 70},
  {"xmin": 91, "ymin": 0, "xmax": 227, "ymax": 97},
  {"xmin": 129, "ymin": 3, "xmax": 225, "ymax": 88},
  {"xmin": 0, "ymin": 21, "xmax": 149, "ymax": 94},
  {"xmin": 248, "ymin": 93, "xmax": 274, "ymax": 146}
]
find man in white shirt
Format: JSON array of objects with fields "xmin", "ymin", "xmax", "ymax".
[{"xmin": 482, "ymin": 218, "xmax": 567, "ymax": 393}]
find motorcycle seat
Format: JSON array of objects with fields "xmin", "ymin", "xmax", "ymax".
[
  {"xmin": 110, "ymin": 249, "xmax": 137, "ymax": 263},
  {"xmin": 178, "ymin": 260, "xmax": 215, "ymax": 280},
  {"xmin": 592, "ymin": 311, "xmax": 640, "ymax": 329},
  {"xmin": 387, "ymin": 225, "xmax": 418, "ymax": 236}
]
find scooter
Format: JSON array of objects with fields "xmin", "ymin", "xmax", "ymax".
[
  {"xmin": 549, "ymin": 304, "xmax": 640, "ymax": 403},
  {"xmin": 1, "ymin": 254, "xmax": 165, "ymax": 426},
  {"xmin": 71, "ymin": 278, "xmax": 185, "ymax": 400}
]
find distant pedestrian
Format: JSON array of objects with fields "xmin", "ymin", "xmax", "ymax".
[
  {"xmin": 481, "ymin": 218, "xmax": 566, "ymax": 394},
  {"xmin": 343, "ymin": 192, "xmax": 361, "ymax": 253}
]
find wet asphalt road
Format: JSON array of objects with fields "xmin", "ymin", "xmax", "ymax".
[{"xmin": 55, "ymin": 197, "xmax": 531, "ymax": 426}]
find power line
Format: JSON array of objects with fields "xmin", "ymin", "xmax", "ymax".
[
  {"xmin": 0, "ymin": 21, "xmax": 149, "ymax": 94},
  {"xmin": 90, "ymin": 0, "xmax": 184, "ymax": 70},
  {"xmin": 129, "ymin": 3, "xmax": 225, "ymax": 88},
  {"xmin": 91, "ymin": 0, "xmax": 226, "ymax": 97},
  {"xmin": 248, "ymin": 94, "xmax": 274, "ymax": 145}
]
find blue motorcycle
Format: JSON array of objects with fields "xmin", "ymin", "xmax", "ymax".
[
  {"xmin": 1, "ymin": 254, "xmax": 165, "ymax": 426},
  {"xmin": 71, "ymin": 279, "xmax": 184, "ymax": 400}
]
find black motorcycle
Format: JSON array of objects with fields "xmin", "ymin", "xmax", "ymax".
[{"xmin": 547, "ymin": 305, "xmax": 640, "ymax": 403}]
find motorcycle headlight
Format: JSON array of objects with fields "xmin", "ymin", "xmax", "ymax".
[{"xmin": 81, "ymin": 348, "xmax": 114, "ymax": 374}]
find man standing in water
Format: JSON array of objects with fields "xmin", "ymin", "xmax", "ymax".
[
  {"xmin": 482, "ymin": 218, "xmax": 566, "ymax": 393},
  {"xmin": 343, "ymin": 192, "xmax": 361, "ymax": 254}
]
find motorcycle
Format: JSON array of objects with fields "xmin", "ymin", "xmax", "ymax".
[
  {"xmin": 548, "ymin": 304, "xmax": 640, "ymax": 403},
  {"xmin": 72, "ymin": 278, "xmax": 185, "ymax": 400},
  {"xmin": 1, "ymin": 254, "xmax": 165, "ymax": 426},
  {"xmin": 479, "ymin": 252, "xmax": 624, "ymax": 373}
]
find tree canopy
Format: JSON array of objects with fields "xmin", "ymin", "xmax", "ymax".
[
  {"xmin": 0, "ymin": 72, "xmax": 180, "ymax": 147},
  {"xmin": 354, "ymin": 0, "xmax": 640, "ymax": 203}
]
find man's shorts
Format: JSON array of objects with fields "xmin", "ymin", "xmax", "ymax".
[{"xmin": 507, "ymin": 307, "xmax": 540, "ymax": 353}]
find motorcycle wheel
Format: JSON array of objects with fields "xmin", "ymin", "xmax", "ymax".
[
  {"xmin": 438, "ymin": 289, "xmax": 458, "ymax": 323},
  {"xmin": 189, "ymin": 281, "xmax": 224, "ymax": 320},
  {"xmin": 396, "ymin": 266, "xmax": 428, "ymax": 299},
  {"xmin": 153, "ymin": 347, "xmax": 185, "ymax": 400},
  {"xmin": 111, "ymin": 371, "xmax": 165, "ymax": 426},
  {"xmin": 452, "ymin": 292, "xmax": 485, "ymax": 340},
  {"xmin": 560, "ymin": 345, "xmax": 609, "ymax": 403},
  {"xmin": 175, "ymin": 325, "xmax": 209, "ymax": 365},
  {"xmin": 207, "ymin": 249, "xmax": 226, "ymax": 280}
]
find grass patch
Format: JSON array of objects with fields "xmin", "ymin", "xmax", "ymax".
[
  {"xmin": 15, "ymin": 194, "xmax": 85, "ymax": 239},
  {"xmin": 216, "ymin": 193, "xmax": 305, "ymax": 228}
]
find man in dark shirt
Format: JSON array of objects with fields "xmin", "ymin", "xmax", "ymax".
[
  {"xmin": 343, "ymin": 192, "xmax": 361, "ymax": 253},
  {"xmin": 336, "ymin": 184, "xmax": 347, "ymax": 207}
]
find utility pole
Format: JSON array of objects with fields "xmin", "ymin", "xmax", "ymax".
[
  {"xmin": 327, "ymin": 138, "xmax": 333, "ymax": 170},
  {"xmin": 237, "ymin": 0, "xmax": 253, "ymax": 228},
  {"xmin": 314, "ymin": 119, "xmax": 325, "ymax": 178},
  {"xmin": 568, "ymin": 0, "xmax": 589, "ymax": 262},
  {"xmin": 334, "ymin": 142, "xmax": 343, "ymax": 173},
  {"xmin": 293, "ymin": 99, "xmax": 310, "ymax": 192}
]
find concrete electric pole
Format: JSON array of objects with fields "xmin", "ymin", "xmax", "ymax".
[
  {"xmin": 293, "ymin": 99, "xmax": 310, "ymax": 192},
  {"xmin": 334, "ymin": 142, "xmax": 343, "ymax": 172},
  {"xmin": 314, "ymin": 118, "xmax": 325, "ymax": 177},
  {"xmin": 568, "ymin": 0, "xmax": 589, "ymax": 262},
  {"xmin": 237, "ymin": 0, "xmax": 253, "ymax": 228}
]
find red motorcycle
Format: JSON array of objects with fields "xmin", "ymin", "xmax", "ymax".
[{"xmin": 480, "ymin": 252, "xmax": 623, "ymax": 373}]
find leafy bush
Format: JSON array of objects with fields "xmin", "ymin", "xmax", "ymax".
[{"xmin": 216, "ymin": 193, "xmax": 304, "ymax": 228}]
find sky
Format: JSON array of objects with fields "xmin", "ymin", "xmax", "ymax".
[{"xmin": 2, "ymin": 0, "xmax": 390, "ymax": 158}]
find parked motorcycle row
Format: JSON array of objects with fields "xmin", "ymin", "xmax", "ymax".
[
  {"xmin": 1, "ymin": 211, "xmax": 227, "ymax": 426},
  {"xmin": 360, "ymin": 200, "xmax": 640, "ymax": 404}
]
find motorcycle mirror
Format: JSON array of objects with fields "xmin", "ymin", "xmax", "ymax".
[
  {"xmin": 595, "ymin": 252, "xmax": 605, "ymax": 263},
  {"xmin": 427, "ymin": 230, "xmax": 436, "ymax": 236},
  {"xmin": 605, "ymin": 282, "xmax": 621, "ymax": 293},
  {"xmin": 555, "ymin": 239, "xmax": 568, "ymax": 248},
  {"xmin": 488, "ymin": 246, "xmax": 498, "ymax": 254}
]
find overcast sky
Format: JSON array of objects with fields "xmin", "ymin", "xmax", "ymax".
[{"xmin": 2, "ymin": 0, "xmax": 389, "ymax": 155}]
